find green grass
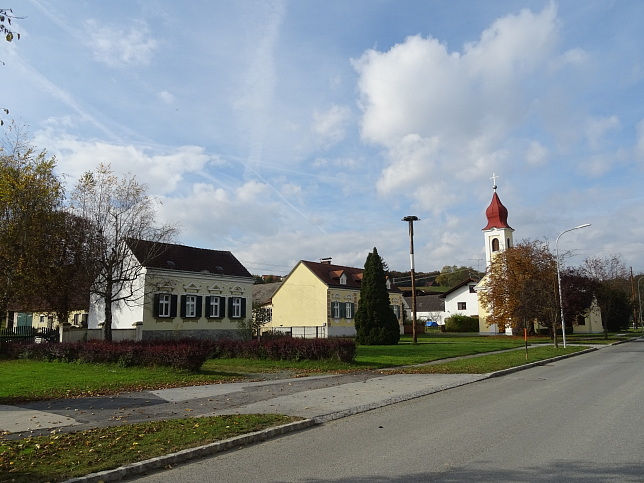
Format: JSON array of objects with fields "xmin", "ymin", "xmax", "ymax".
[
  {"xmin": 2, "ymin": 333, "xmax": 633, "ymax": 404},
  {"xmin": 387, "ymin": 345, "xmax": 587, "ymax": 374},
  {"xmin": 0, "ymin": 360, "xmax": 244, "ymax": 404},
  {"xmin": 0, "ymin": 414, "xmax": 299, "ymax": 483}
]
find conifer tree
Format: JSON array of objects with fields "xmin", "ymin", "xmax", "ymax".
[{"xmin": 354, "ymin": 247, "xmax": 400, "ymax": 345}]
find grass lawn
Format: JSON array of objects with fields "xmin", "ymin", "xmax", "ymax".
[
  {"xmin": 0, "ymin": 414, "xmax": 299, "ymax": 483},
  {"xmin": 2, "ymin": 333, "xmax": 635, "ymax": 404},
  {"xmin": 386, "ymin": 345, "xmax": 587, "ymax": 374}
]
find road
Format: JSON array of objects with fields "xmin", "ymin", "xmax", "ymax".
[{"xmin": 131, "ymin": 340, "xmax": 644, "ymax": 482}]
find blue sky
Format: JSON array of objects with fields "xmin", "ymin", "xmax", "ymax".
[{"xmin": 4, "ymin": 0, "xmax": 644, "ymax": 276}]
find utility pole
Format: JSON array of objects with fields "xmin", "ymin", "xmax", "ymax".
[{"xmin": 403, "ymin": 216, "xmax": 419, "ymax": 344}]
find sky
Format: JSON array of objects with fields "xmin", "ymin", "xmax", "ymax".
[{"xmin": 3, "ymin": 0, "xmax": 644, "ymax": 277}]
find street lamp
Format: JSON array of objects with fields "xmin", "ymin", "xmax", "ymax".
[
  {"xmin": 403, "ymin": 216, "xmax": 419, "ymax": 344},
  {"xmin": 556, "ymin": 223, "xmax": 591, "ymax": 348},
  {"xmin": 637, "ymin": 276, "xmax": 644, "ymax": 330}
]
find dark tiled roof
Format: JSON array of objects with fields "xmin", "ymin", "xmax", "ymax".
[
  {"xmin": 441, "ymin": 278, "xmax": 478, "ymax": 297},
  {"xmin": 127, "ymin": 239, "xmax": 252, "ymax": 278},
  {"xmin": 404, "ymin": 294, "xmax": 445, "ymax": 312},
  {"xmin": 252, "ymin": 282, "xmax": 282, "ymax": 305},
  {"xmin": 300, "ymin": 260, "xmax": 364, "ymax": 289}
]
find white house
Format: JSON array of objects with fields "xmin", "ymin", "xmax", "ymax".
[
  {"xmin": 442, "ymin": 279, "xmax": 480, "ymax": 320},
  {"xmin": 88, "ymin": 239, "xmax": 255, "ymax": 340}
]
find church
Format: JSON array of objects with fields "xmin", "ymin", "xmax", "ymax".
[
  {"xmin": 476, "ymin": 177, "xmax": 514, "ymax": 334},
  {"xmin": 473, "ymin": 176, "xmax": 602, "ymax": 335}
]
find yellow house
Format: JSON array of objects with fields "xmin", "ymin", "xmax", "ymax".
[{"xmin": 267, "ymin": 259, "xmax": 404, "ymax": 338}]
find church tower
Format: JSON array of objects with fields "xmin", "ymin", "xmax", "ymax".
[{"xmin": 482, "ymin": 175, "xmax": 514, "ymax": 268}]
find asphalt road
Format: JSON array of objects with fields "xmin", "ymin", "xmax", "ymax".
[{"xmin": 129, "ymin": 340, "xmax": 644, "ymax": 482}]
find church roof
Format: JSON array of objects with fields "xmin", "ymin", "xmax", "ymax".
[{"xmin": 482, "ymin": 191, "xmax": 512, "ymax": 231}]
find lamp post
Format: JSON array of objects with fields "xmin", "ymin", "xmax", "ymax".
[
  {"xmin": 403, "ymin": 216, "xmax": 419, "ymax": 344},
  {"xmin": 637, "ymin": 276, "xmax": 644, "ymax": 330},
  {"xmin": 556, "ymin": 223, "xmax": 591, "ymax": 348}
]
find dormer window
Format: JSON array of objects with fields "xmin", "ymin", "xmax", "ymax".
[{"xmin": 340, "ymin": 273, "xmax": 347, "ymax": 285}]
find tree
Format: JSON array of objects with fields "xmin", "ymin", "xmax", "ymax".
[
  {"xmin": 560, "ymin": 267, "xmax": 599, "ymax": 329},
  {"xmin": 354, "ymin": 247, "xmax": 400, "ymax": 345},
  {"xmin": 70, "ymin": 164, "xmax": 178, "ymax": 341},
  {"xmin": 478, "ymin": 239, "xmax": 561, "ymax": 343},
  {"xmin": 35, "ymin": 211, "xmax": 99, "ymax": 326},
  {"xmin": 0, "ymin": 126, "xmax": 64, "ymax": 323},
  {"xmin": 583, "ymin": 255, "xmax": 631, "ymax": 337},
  {"xmin": 1, "ymin": 9, "xmax": 22, "ymax": 125},
  {"xmin": 435, "ymin": 265, "xmax": 482, "ymax": 288}
]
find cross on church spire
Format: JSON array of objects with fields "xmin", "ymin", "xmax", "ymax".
[{"xmin": 490, "ymin": 173, "xmax": 498, "ymax": 191}]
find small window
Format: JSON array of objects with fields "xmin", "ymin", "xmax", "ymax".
[
  {"xmin": 229, "ymin": 297, "xmax": 246, "ymax": 319},
  {"xmin": 154, "ymin": 293, "xmax": 177, "ymax": 318},
  {"xmin": 185, "ymin": 295, "xmax": 197, "ymax": 318},
  {"xmin": 457, "ymin": 302, "xmax": 467, "ymax": 311},
  {"xmin": 332, "ymin": 301, "xmax": 341, "ymax": 319},
  {"xmin": 345, "ymin": 302, "xmax": 353, "ymax": 319},
  {"xmin": 340, "ymin": 273, "xmax": 347, "ymax": 285},
  {"xmin": 208, "ymin": 296, "xmax": 223, "ymax": 318},
  {"xmin": 492, "ymin": 238, "xmax": 500, "ymax": 252},
  {"xmin": 469, "ymin": 285, "xmax": 476, "ymax": 294},
  {"xmin": 159, "ymin": 294, "xmax": 171, "ymax": 317}
]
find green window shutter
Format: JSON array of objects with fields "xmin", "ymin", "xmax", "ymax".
[
  {"xmin": 153, "ymin": 294, "xmax": 160, "ymax": 318},
  {"xmin": 196, "ymin": 296, "xmax": 203, "ymax": 318},
  {"xmin": 241, "ymin": 297, "xmax": 247, "ymax": 318},
  {"xmin": 339, "ymin": 302, "xmax": 346, "ymax": 319},
  {"xmin": 180, "ymin": 295, "xmax": 187, "ymax": 317},
  {"xmin": 169, "ymin": 295, "xmax": 177, "ymax": 317},
  {"xmin": 228, "ymin": 297, "xmax": 234, "ymax": 318},
  {"xmin": 205, "ymin": 296, "xmax": 212, "ymax": 318},
  {"xmin": 219, "ymin": 296, "xmax": 225, "ymax": 318}
]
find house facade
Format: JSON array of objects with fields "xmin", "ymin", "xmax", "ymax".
[
  {"xmin": 442, "ymin": 279, "xmax": 480, "ymax": 320},
  {"xmin": 266, "ymin": 259, "xmax": 404, "ymax": 338},
  {"xmin": 88, "ymin": 240, "xmax": 254, "ymax": 340}
]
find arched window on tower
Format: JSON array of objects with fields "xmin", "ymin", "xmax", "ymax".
[
  {"xmin": 507, "ymin": 238, "xmax": 511, "ymax": 248},
  {"xmin": 492, "ymin": 238, "xmax": 500, "ymax": 252}
]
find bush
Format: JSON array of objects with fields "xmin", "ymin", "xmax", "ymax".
[
  {"xmin": 5, "ymin": 339, "xmax": 217, "ymax": 372},
  {"xmin": 445, "ymin": 314, "xmax": 479, "ymax": 332},
  {"xmin": 209, "ymin": 337, "xmax": 356, "ymax": 363}
]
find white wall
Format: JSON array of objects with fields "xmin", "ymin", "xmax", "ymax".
[{"xmin": 444, "ymin": 284, "xmax": 480, "ymax": 318}]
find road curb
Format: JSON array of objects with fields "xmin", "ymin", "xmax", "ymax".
[{"xmin": 63, "ymin": 419, "xmax": 316, "ymax": 483}]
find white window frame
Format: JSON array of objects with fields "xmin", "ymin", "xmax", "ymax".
[
  {"xmin": 209, "ymin": 296, "xmax": 221, "ymax": 318},
  {"xmin": 232, "ymin": 297, "xmax": 242, "ymax": 318},
  {"xmin": 185, "ymin": 295, "xmax": 198, "ymax": 318},
  {"xmin": 332, "ymin": 301, "xmax": 341, "ymax": 319},
  {"xmin": 345, "ymin": 302, "xmax": 353, "ymax": 319},
  {"xmin": 159, "ymin": 293, "xmax": 171, "ymax": 317}
]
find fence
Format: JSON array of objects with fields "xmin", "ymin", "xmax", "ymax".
[{"xmin": 0, "ymin": 326, "xmax": 59, "ymax": 352}]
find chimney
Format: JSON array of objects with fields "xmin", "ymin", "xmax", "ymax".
[{"xmin": 320, "ymin": 257, "xmax": 332, "ymax": 265}]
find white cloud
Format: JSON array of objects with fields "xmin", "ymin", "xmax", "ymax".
[
  {"xmin": 85, "ymin": 19, "xmax": 158, "ymax": 68},
  {"xmin": 585, "ymin": 115, "xmax": 620, "ymax": 150},
  {"xmin": 33, "ymin": 127, "xmax": 211, "ymax": 194},
  {"xmin": 312, "ymin": 105, "xmax": 352, "ymax": 147},
  {"xmin": 525, "ymin": 141, "xmax": 549, "ymax": 166},
  {"xmin": 158, "ymin": 91, "xmax": 175, "ymax": 104},
  {"xmin": 354, "ymin": 3, "xmax": 561, "ymax": 203}
]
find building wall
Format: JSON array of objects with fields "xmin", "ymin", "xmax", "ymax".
[
  {"xmin": 89, "ymin": 266, "xmax": 254, "ymax": 338},
  {"xmin": 268, "ymin": 263, "xmax": 328, "ymax": 329},
  {"xmin": 444, "ymin": 284, "xmax": 480, "ymax": 318}
]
